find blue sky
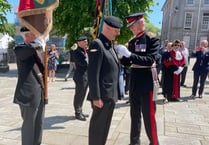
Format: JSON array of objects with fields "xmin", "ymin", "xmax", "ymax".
[{"xmin": 6, "ymin": 0, "xmax": 165, "ymax": 28}]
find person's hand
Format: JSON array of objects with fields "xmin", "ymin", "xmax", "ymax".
[
  {"xmin": 115, "ymin": 45, "xmax": 131, "ymax": 58},
  {"xmin": 174, "ymin": 66, "xmax": 183, "ymax": 75},
  {"xmin": 93, "ymin": 99, "xmax": 103, "ymax": 108}
]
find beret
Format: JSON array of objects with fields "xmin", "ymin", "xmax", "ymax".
[
  {"xmin": 125, "ymin": 13, "xmax": 144, "ymax": 27},
  {"xmin": 104, "ymin": 16, "xmax": 123, "ymax": 28},
  {"xmin": 78, "ymin": 36, "xmax": 87, "ymax": 41},
  {"xmin": 20, "ymin": 26, "xmax": 30, "ymax": 32}
]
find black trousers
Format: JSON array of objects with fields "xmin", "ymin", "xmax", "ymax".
[
  {"xmin": 180, "ymin": 66, "xmax": 188, "ymax": 85},
  {"xmin": 89, "ymin": 100, "xmax": 115, "ymax": 145},
  {"xmin": 73, "ymin": 78, "xmax": 88, "ymax": 114},
  {"xmin": 130, "ymin": 91, "xmax": 159, "ymax": 145},
  {"xmin": 20, "ymin": 100, "xmax": 45, "ymax": 145},
  {"xmin": 192, "ymin": 71, "xmax": 208, "ymax": 96}
]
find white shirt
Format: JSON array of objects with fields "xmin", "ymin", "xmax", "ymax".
[{"xmin": 179, "ymin": 47, "xmax": 189, "ymax": 66}]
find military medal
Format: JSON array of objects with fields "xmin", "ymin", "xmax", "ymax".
[{"xmin": 135, "ymin": 44, "xmax": 147, "ymax": 52}]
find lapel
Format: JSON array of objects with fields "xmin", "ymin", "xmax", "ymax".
[
  {"xmin": 32, "ymin": 64, "xmax": 43, "ymax": 87},
  {"xmin": 109, "ymin": 47, "xmax": 119, "ymax": 64}
]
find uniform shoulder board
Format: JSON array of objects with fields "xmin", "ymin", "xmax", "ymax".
[
  {"xmin": 147, "ymin": 32, "xmax": 156, "ymax": 38},
  {"xmin": 90, "ymin": 49, "xmax": 98, "ymax": 52}
]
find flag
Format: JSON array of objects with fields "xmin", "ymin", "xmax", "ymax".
[
  {"xmin": 92, "ymin": 0, "xmax": 112, "ymax": 39},
  {"xmin": 18, "ymin": 0, "xmax": 59, "ymax": 36}
]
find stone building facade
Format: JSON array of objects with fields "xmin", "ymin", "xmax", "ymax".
[{"xmin": 161, "ymin": 0, "xmax": 209, "ymax": 53}]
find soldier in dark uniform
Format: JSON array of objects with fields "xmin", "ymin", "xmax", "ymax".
[
  {"xmin": 88, "ymin": 16, "xmax": 123, "ymax": 145},
  {"xmin": 117, "ymin": 13, "xmax": 160, "ymax": 145},
  {"xmin": 14, "ymin": 27, "xmax": 46, "ymax": 145},
  {"xmin": 73, "ymin": 36, "xmax": 89, "ymax": 121}
]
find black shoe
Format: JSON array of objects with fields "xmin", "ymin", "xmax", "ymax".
[
  {"xmin": 125, "ymin": 100, "xmax": 130, "ymax": 104},
  {"xmin": 190, "ymin": 94, "xmax": 195, "ymax": 99},
  {"xmin": 164, "ymin": 98, "xmax": 168, "ymax": 104},
  {"xmin": 75, "ymin": 113, "xmax": 86, "ymax": 121},
  {"xmin": 83, "ymin": 113, "xmax": 89, "ymax": 118}
]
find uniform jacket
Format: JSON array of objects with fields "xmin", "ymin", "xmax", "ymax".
[
  {"xmin": 87, "ymin": 34, "xmax": 120, "ymax": 102},
  {"xmin": 121, "ymin": 31, "xmax": 160, "ymax": 93},
  {"xmin": 192, "ymin": 50, "xmax": 209, "ymax": 73},
  {"xmin": 14, "ymin": 43, "xmax": 44, "ymax": 108},
  {"xmin": 73, "ymin": 46, "xmax": 88, "ymax": 81}
]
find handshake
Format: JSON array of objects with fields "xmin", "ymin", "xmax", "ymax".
[{"xmin": 115, "ymin": 45, "xmax": 131, "ymax": 58}]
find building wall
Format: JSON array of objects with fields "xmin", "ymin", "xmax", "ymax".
[{"xmin": 161, "ymin": 0, "xmax": 209, "ymax": 54}]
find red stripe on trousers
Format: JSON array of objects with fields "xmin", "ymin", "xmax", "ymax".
[
  {"xmin": 150, "ymin": 91, "xmax": 158, "ymax": 145},
  {"xmin": 172, "ymin": 74, "xmax": 179, "ymax": 98}
]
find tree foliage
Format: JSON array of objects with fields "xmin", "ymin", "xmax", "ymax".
[
  {"xmin": 4, "ymin": 23, "xmax": 15, "ymax": 38},
  {"xmin": 53, "ymin": 0, "xmax": 156, "ymax": 49},
  {"xmin": 0, "ymin": 0, "xmax": 12, "ymax": 33},
  {"xmin": 145, "ymin": 22, "xmax": 161, "ymax": 38}
]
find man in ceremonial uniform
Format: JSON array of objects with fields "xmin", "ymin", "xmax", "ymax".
[
  {"xmin": 73, "ymin": 36, "xmax": 89, "ymax": 121},
  {"xmin": 88, "ymin": 16, "xmax": 123, "ymax": 145},
  {"xmin": 14, "ymin": 27, "xmax": 46, "ymax": 145},
  {"xmin": 117, "ymin": 13, "xmax": 160, "ymax": 145}
]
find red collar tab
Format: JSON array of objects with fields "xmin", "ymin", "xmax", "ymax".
[{"xmin": 136, "ymin": 31, "xmax": 145, "ymax": 38}]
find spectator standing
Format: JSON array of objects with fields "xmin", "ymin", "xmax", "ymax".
[
  {"xmin": 179, "ymin": 41, "xmax": 189, "ymax": 87},
  {"xmin": 190, "ymin": 40, "xmax": 209, "ymax": 99},
  {"xmin": 163, "ymin": 40, "xmax": 185, "ymax": 102},
  {"xmin": 73, "ymin": 36, "xmax": 89, "ymax": 121},
  {"xmin": 48, "ymin": 44, "xmax": 58, "ymax": 82}
]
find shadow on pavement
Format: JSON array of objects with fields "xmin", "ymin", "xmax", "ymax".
[
  {"xmin": 6, "ymin": 115, "xmax": 75, "ymax": 132},
  {"xmin": 43, "ymin": 115, "xmax": 75, "ymax": 130},
  {"xmin": 115, "ymin": 102, "xmax": 130, "ymax": 109},
  {"xmin": 60, "ymin": 87, "xmax": 75, "ymax": 90},
  {"xmin": 0, "ymin": 69, "xmax": 17, "ymax": 78}
]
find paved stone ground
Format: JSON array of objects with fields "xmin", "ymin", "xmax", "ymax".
[{"xmin": 0, "ymin": 58, "xmax": 209, "ymax": 145}]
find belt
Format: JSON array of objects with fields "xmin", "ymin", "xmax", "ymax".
[{"xmin": 131, "ymin": 64, "xmax": 152, "ymax": 69}]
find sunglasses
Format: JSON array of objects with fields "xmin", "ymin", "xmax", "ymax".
[{"xmin": 174, "ymin": 44, "xmax": 180, "ymax": 47}]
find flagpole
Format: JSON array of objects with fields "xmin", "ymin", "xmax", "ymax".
[{"xmin": 44, "ymin": 44, "xmax": 48, "ymax": 104}]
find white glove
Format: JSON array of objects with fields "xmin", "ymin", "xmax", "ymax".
[
  {"xmin": 115, "ymin": 45, "xmax": 131, "ymax": 58},
  {"xmin": 34, "ymin": 37, "xmax": 46, "ymax": 49},
  {"xmin": 174, "ymin": 66, "xmax": 183, "ymax": 75}
]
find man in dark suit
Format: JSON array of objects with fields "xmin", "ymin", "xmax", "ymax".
[
  {"xmin": 191, "ymin": 40, "xmax": 209, "ymax": 99},
  {"xmin": 117, "ymin": 13, "xmax": 160, "ymax": 145},
  {"xmin": 14, "ymin": 27, "xmax": 46, "ymax": 145},
  {"xmin": 73, "ymin": 36, "xmax": 89, "ymax": 121},
  {"xmin": 87, "ymin": 16, "xmax": 123, "ymax": 145}
]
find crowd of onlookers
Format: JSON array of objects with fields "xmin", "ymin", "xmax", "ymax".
[
  {"xmin": 156, "ymin": 39, "xmax": 209, "ymax": 103},
  {"xmin": 58, "ymin": 38, "xmax": 209, "ymax": 104}
]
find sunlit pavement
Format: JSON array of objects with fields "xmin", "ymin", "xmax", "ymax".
[{"xmin": 0, "ymin": 58, "xmax": 209, "ymax": 145}]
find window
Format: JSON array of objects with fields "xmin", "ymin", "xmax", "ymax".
[
  {"xmin": 184, "ymin": 13, "xmax": 193, "ymax": 29},
  {"xmin": 201, "ymin": 13, "xmax": 209, "ymax": 30},
  {"xmin": 186, "ymin": 0, "xmax": 194, "ymax": 5},
  {"xmin": 204, "ymin": 0, "xmax": 209, "ymax": 5}
]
